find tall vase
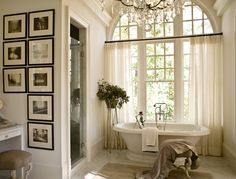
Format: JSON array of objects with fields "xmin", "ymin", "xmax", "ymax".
[
  {"xmin": 105, "ymin": 99, "xmax": 118, "ymax": 109},
  {"xmin": 105, "ymin": 100, "xmax": 119, "ymax": 153}
]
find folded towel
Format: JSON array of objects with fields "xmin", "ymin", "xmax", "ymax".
[{"xmin": 142, "ymin": 127, "xmax": 159, "ymax": 152}]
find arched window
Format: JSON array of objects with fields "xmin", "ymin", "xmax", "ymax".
[{"xmin": 111, "ymin": 0, "xmax": 214, "ymax": 121}]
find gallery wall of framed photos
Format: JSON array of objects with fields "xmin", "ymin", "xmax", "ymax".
[{"xmin": 2, "ymin": 9, "xmax": 55, "ymax": 150}]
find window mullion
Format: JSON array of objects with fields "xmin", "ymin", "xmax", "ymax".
[
  {"xmin": 137, "ymin": 26, "xmax": 146, "ymax": 117},
  {"xmin": 174, "ymin": 7, "xmax": 184, "ymax": 121}
]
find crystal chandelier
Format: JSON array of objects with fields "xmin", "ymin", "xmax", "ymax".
[{"xmin": 115, "ymin": 0, "xmax": 184, "ymax": 31}]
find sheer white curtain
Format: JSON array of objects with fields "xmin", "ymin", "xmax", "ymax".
[
  {"xmin": 104, "ymin": 42, "xmax": 133, "ymax": 149},
  {"xmin": 189, "ymin": 36, "xmax": 223, "ymax": 156}
]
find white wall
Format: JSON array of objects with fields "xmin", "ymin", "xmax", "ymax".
[
  {"xmin": 0, "ymin": 0, "xmax": 107, "ymax": 178},
  {"xmin": 222, "ymin": 0, "xmax": 236, "ymax": 171}
]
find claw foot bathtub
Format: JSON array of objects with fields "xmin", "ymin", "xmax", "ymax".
[{"xmin": 113, "ymin": 122, "xmax": 210, "ymax": 164}]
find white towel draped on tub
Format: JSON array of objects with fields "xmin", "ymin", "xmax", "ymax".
[{"xmin": 142, "ymin": 127, "xmax": 159, "ymax": 152}]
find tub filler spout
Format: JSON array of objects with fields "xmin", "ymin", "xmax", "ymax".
[{"xmin": 154, "ymin": 103, "xmax": 167, "ymax": 130}]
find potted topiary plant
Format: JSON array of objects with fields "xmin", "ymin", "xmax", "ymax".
[{"xmin": 96, "ymin": 79, "xmax": 129, "ymax": 108}]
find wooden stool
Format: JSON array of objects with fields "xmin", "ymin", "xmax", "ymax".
[{"xmin": 0, "ymin": 150, "xmax": 32, "ymax": 179}]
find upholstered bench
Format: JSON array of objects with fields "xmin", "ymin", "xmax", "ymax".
[{"xmin": 0, "ymin": 150, "xmax": 32, "ymax": 179}]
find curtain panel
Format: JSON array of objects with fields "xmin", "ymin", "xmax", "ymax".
[
  {"xmin": 104, "ymin": 42, "xmax": 133, "ymax": 149},
  {"xmin": 189, "ymin": 36, "xmax": 223, "ymax": 156}
]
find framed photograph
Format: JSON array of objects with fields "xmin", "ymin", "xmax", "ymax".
[
  {"xmin": 28, "ymin": 38, "xmax": 54, "ymax": 65},
  {"xmin": 27, "ymin": 122, "xmax": 54, "ymax": 150},
  {"xmin": 28, "ymin": 66, "xmax": 54, "ymax": 93},
  {"xmin": 3, "ymin": 40, "xmax": 26, "ymax": 66},
  {"xmin": 3, "ymin": 13, "xmax": 27, "ymax": 40},
  {"xmin": 29, "ymin": 9, "xmax": 55, "ymax": 38},
  {"xmin": 27, "ymin": 94, "xmax": 53, "ymax": 121},
  {"xmin": 3, "ymin": 68, "xmax": 26, "ymax": 93}
]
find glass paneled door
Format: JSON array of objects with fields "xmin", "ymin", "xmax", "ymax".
[{"xmin": 70, "ymin": 36, "xmax": 84, "ymax": 166}]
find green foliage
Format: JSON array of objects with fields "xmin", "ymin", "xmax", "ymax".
[{"xmin": 96, "ymin": 79, "xmax": 129, "ymax": 108}]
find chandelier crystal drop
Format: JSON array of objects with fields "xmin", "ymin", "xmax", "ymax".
[{"xmin": 115, "ymin": 0, "xmax": 184, "ymax": 31}]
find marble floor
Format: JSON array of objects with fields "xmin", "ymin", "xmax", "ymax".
[{"xmin": 71, "ymin": 150, "xmax": 236, "ymax": 179}]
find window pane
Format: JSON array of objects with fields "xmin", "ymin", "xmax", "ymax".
[
  {"xmin": 146, "ymin": 26, "xmax": 154, "ymax": 38},
  {"xmin": 166, "ymin": 56, "xmax": 174, "ymax": 68},
  {"xmin": 204, "ymin": 19, "xmax": 213, "ymax": 33},
  {"xmin": 156, "ymin": 43, "xmax": 165, "ymax": 55},
  {"xmin": 155, "ymin": 24, "xmax": 164, "ymax": 37},
  {"xmin": 146, "ymin": 82, "xmax": 174, "ymax": 120},
  {"xmin": 166, "ymin": 69, "xmax": 174, "ymax": 80},
  {"xmin": 121, "ymin": 27, "xmax": 128, "ymax": 39},
  {"xmin": 130, "ymin": 26, "xmax": 137, "ymax": 39},
  {"xmin": 193, "ymin": 6, "xmax": 202, "ymax": 20},
  {"xmin": 193, "ymin": 20, "xmax": 203, "ymax": 34},
  {"xmin": 146, "ymin": 24, "xmax": 157, "ymax": 38},
  {"xmin": 156, "ymin": 56, "xmax": 164, "ymax": 68},
  {"xmin": 184, "ymin": 0, "xmax": 192, "ymax": 6},
  {"xmin": 165, "ymin": 23, "xmax": 174, "ymax": 36},
  {"xmin": 183, "ymin": 6, "xmax": 192, "ymax": 20},
  {"xmin": 156, "ymin": 69, "xmax": 165, "ymax": 80},
  {"xmin": 120, "ymin": 15, "xmax": 128, "ymax": 26},
  {"xmin": 165, "ymin": 43, "xmax": 174, "ymax": 55},
  {"xmin": 146, "ymin": 44, "xmax": 155, "ymax": 56},
  {"xmin": 183, "ymin": 21, "xmax": 192, "ymax": 35},
  {"xmin": 146, "ymin": 70, "xmax": 155, "ymax": 81},
  {"xmin": 147, "ymin": 57, "xmax": 155, "ymax": 69}
]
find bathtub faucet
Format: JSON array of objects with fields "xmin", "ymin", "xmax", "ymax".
[{"xmin": 153, "ymin": 103, "xmax": 167, "ymax": 130}]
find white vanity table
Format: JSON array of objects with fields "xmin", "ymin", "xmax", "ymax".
[
  {"xmin": 0, "ymin": 124, "xmax": 24, "ymax": 178},
  {"xmin": 0, "ymin": 124, "xmax": 24, "ymax": 151},
  {"xmin": 0, "ymin": 99, "xmax": 24, "ymax": 151}
]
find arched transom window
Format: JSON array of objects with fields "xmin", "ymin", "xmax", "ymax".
[{"xmin": 111, "ymin": 0, "xmax": 214, "ymax": 121}]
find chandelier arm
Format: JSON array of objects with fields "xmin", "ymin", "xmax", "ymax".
[
  {"xmin": 116, "ymin": 0, "xmax": 146, "ymax": 10},
  {"xmin": 149, "ymin": 0, "xmax": 176, "ymax": 10},
  {"xmin": 116, "ymin": 0, "xmax": 176, "ymax": 10},
  {"xmin": 116, "ymin": 0, "xmax": 134, "ymax": 7}
]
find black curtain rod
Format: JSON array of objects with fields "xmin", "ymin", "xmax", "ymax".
[{"xmin": 105, "ymin": 32, "xmax": 223, "ymax": 44}]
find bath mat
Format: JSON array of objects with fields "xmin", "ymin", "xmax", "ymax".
[{"xmin": 96, "ymin": 163, "xmax": 214, "ymax": 179}]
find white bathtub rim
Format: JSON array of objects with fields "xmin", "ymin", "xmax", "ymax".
[{"xmin": 113, "ymin": 122, "xmax": 210, "ymax": 137}]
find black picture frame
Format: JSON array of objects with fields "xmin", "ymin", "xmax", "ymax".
[
  {"xmin": 3, "ymin": 67, "xmax": 26, "ymax": 93},
  {"xmin": 28, "ymin": 38, "xmax": 54, "ymax": 65},
  {"xmin": 3, "ymin": 40, "xmax": 27, "ymax": 66},
  {"xmin": 28, "ymin": 66, "xmax": 54, "ymax": 93},
  {"xmin": 27, "ymin": 94, "xmax": 54, "ymax": 122},
  {"xmin": 27, "ymin": 122, "xmax": 54, "ymax": 150},
  {"xmin": 28, "ymin": 9, "xmax": 55, "ymax": 38},
  {"xmin": 3, "ymin": 12, "xmax": 27, "ymax": 40}
]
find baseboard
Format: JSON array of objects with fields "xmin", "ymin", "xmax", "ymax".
[
  {"xmin": 90, "ymin": 137, "xmax": 104, "ymax": 160},
  {"xmin": 29, "ymin": 163, "xmax": 62, "ymax": 179},
  {"xmin": 223, "ymin": 143, "xmax": 236, "ymax": 171}
]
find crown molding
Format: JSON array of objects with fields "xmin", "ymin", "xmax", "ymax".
[
  {"xmin": 214, "ymin": 0, "xmax": 233, "ymax": 16},
  {"xmin": 81, "ymin": 0, "xmax": 111, "ymax": 26}
]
